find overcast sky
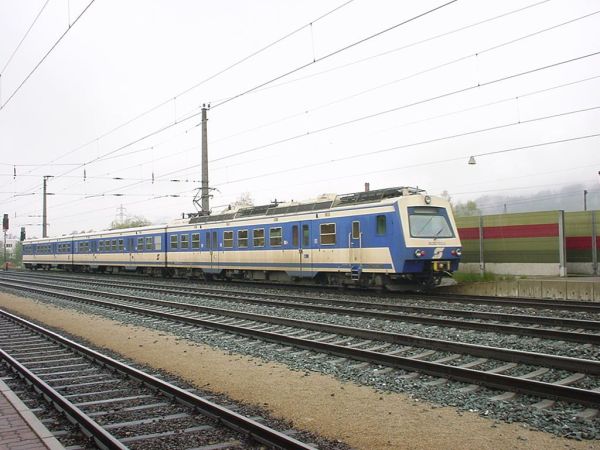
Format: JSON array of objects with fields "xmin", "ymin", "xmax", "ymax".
[{"xmin": 1, "ymin": 0, "xmax": 599, "ymax": 237}]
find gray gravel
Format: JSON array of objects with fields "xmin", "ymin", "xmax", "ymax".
[{"xmin": 3, "ymin": 281, "xmax": 600, "ymax": 442}]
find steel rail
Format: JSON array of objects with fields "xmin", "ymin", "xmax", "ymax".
[
  {"xmin": 425, "ymin": 292, "xmax": 600, "ymax": 312},
  {"xmin": 10, "ymin": 271, "xmax": 600, "ymax": 319},
  {"xmin": 0, "ymin": 349, "xmax": 128, "ymax": 450},
  {"xmin": 54, "ymin": 276, "xmax": 600, "ymax": 331},
  {"xmin": 13, "ymin": 271, "xmax": 600, "ymax": 313},
  {"xmin": 1, "ymin": 280, "xmax": 600, "ymax": 406},
  {"xmin": 4, "ymin": 275, "xmax": 600, "ymax": 345},
  {"xmin": 2, "ymin": 278, "xmax": 599, "ymax": 373},
  {"xmin": 0, "ymin": 309, "xmax": 315, "ymax": 450}
]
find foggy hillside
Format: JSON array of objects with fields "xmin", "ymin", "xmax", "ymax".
[{"xmin": 452, "ymin": 183, "xmax": 600, "ymax": 216}]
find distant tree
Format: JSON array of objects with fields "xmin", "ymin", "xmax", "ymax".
[
  {"xmin": 231, "ymin": 192, "xmax": 254, "ymax": 209},
  {"xmin": 454, "ymin": 200, "xmax": 481, "ymax": 217},
  {"xmin": 12, "ymin": 242, "xmax": 22, "ymax": 266},
  {"xmin": 110, "ymin": 216, "xmax": 151, "ymax": 229},
  {"xmin": 439, "ymin": 190, "xmax": 452, "ymax": 204}
]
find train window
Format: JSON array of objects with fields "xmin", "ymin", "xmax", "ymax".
[
  {"xmin": 137, "ymin": 237, "xmax": 144, "ymax": 251},
  {"xmin": 145, "ymin": 236, "xmax": 153, "ymax": 250},
  {"xmin": 376, "ymin": 215, "xmax": 386, "ymax": 235},
  {"xmin": 180, "ymin": 234, "xmax": 189, "ymax": 249},
  {"xmin": 302, "ymin": 224, "xmax": 309, "ymax": 247},
  {"xmin": 292, "ymin": 225, "xmax": 299, "ymax": 247},
  {"xmin": 223, "ymin": 231, "xmax": 233, "ymax": 248},
  {"xmin": 269, "ymin": 227, "xmax": 282, "ymax": 246},
  {"xmin": 253, "ymin": 228, "xmax": 265, "ymax": 247},
  {"xmin": 352, "ymin": 221, "xmax": 360, "ymax": 239},
  {"xmin": 118, "ymin": 239, "xmax": 124, "ymax": 251},
  {"xmin": 238, "ymin": 230, "xmax": 248, "ymax": 248},
  {"xmin": 205, "ymin": 232, "xmax": 211, "ymax": 249},
  {"xmin": 408, "ymin": 207, "xmax": 453, "ymax": 238},
  {"xmin": 111, "ymin": 240, "xmax": 117, "ymax": 251},
  {"xmin": 212, "ymin": 231, "xmax": 218, "ymax": 249},
  {"xmin": 154, "ymin": 236, "xmax": 161, "ymax": 250},
  {"xmin": 99, "ymin": 241, "xmax": 104, "ymax": 252},
  {"xmin": 191, "ymin": 233, "xmax": 200, "ymax": 249},
  {"xmin": 170, "ymin": 235, "xmax": 178, "ymax": 250},
  {"xmin": 320, "ymin": 223, "xmax": 336, "ymax": 245}
]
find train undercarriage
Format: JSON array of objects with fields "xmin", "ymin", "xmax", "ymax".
[{"xmin": 25, "ymin": 262, "xmax": 452, "ymax": 292}]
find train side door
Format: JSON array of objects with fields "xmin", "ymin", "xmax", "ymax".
[
  {"xmin": 129, "ymin": 237, "xmax": 135, "ymax": 265},
  {"xmin": 212, "ymin": 231, "xmax": 219, "ymax": 267},
  {"xmin": 297, "ymin": 222, "xmax": 312, "ymax": 274},
  {"xmin": 349, "ymin": 220, "xmax": 362, "ymax": 265},
  {"xmin": 206, "ymin": 232, "xmax": 213, "ymax": 269}
]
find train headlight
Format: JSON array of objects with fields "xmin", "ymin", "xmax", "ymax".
[
  {"xmin": 424, "ymin": 195, "xmax": 431, "ymax": 204},
  {"xmin": 415, "ymin": 249, "xmax": 425, "ymax": 257},
  {"xmin": 451, "ymin": 248, "xmax": 462, "ymax": 257}
]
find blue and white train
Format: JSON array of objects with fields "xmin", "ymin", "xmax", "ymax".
[{"xmin": 22, "ymin": 187, "xmax": 461, "ymax": 289}]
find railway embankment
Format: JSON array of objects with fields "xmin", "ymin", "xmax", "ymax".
[{"xmin": 442, "ymin": 276, "xmax": 600, "ymax": 301}]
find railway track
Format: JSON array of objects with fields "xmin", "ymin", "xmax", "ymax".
[
  {"xmin": 1, "ymin": 275, "xmax": 599, "ymax": 411},
  {"xmin": 15, "ymin": 270, "xmax": 600, "ymax": 313},
  {"xmin": 5, "ymin": 272, "xmax": 600, "ymax": 345},
  {"xmin": 0, "ymin": 309, "xmax": 317, "ymax": 449}
]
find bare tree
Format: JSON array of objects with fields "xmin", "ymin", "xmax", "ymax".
[{"xmin": 110, "ymin": 216, "xmax": 151, "ymax": 229}]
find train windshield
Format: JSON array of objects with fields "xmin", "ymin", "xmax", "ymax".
[{"xmin": 408, "ymin": 207, "xmax": 454, "ymax": 238}]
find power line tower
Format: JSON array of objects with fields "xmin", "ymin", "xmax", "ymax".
[{"xmin": 116, "ymin": 204, "xmax": 127, "ymax": 224}]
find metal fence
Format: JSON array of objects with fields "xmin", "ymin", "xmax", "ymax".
[{"xmin": 456, "ymin": 210, "xmax": 598, "ymax": 277}]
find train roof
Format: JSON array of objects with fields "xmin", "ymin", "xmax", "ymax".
[
  {"xmin": 24, "ymin": 186, "xmax": 428, "ymax": 242},
  {"xmin": 187, "ymin": 186, "xmax": 425, "ymax": 224}
]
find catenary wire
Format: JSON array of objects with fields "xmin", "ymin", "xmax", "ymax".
[
  {"xmin": 0, "ymin": 0, "xmax": 52, "ymax": 75},
  {"xmin": 206, "ymin": 0, "xmax": 554, "ymax": 146},
  {"xmin": 5, "ymin": 0, "xmax": 460, "ymax": 201},
  {"xmin": 10, "ymin": 71, "xmax": 599, "ymax": 208},
  {"xmin": 4, "ymin": 0, "xmax": 562, "ymax": 189},
  {"xmin": 0, "ymin": 0, "xmax": 96, "ymax": 111},
  {"xmin": 210, "ymin": 0, "xmax": 458, "ymax": 109},
  {"xmin": 206, "ymin": 50, "xmax": 600, "ymax": 163},
  {"xmin": 21, "ymin": 0, "xmax": 357, "ymax": 171}
]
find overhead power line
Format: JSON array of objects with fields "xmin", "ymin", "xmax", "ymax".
[
  {"xmin": 207, "ymin": 8, "xmax": 600, "ymax": 164},
  {"xmin": 194, "ymin": 0, "xmax": 555, "ymax": 147},
  {"xmin": 8, "ymin": 72, "xmax": 598, "ymax": 207},
  {"xmin": 208, "ymin": 50, "xmax": 600, "ymax": 164},
  {"xmin": 0, "ymin": 0, "xmax": 96, "ymax": 111},
  {"xmin": 32, "ymin": 0, "xmax": 357, "ymax": 169},
  {"xmin": 227, "ymin": 0, "xmax": 557, "ymax": 97},
  {"xmin": 211, "ymin": 0, "xmax": 459, "ymax": 109},
  {"xmin": 211, "ymin": 112, "xmax": 600, "ymax": 188},
  {"xmin": 0, "ymin": 0, "xmax": 51, "ymax": 75},
  {"xmin": 8, "ymin": 0, "xmax": 458, "ymax": 201}
]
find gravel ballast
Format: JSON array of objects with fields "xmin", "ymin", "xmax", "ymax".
[{"xmin": 1, "ymin": 291, "xmax": 599, "ymax": 449}]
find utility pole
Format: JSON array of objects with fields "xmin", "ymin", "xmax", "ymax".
[
  {"xmin": 3, "ymin": 213, "xmax": 8, "ymax": 270},
  {"xmin": 201, "ymin": 104, "xmax": 210, "ymax": 214},
  {"xmin": 42, "ymin": 175, "xmax": 52, "ymax": 238},
  {"xmin": 584, "ymin": 189, "xmax": 588, "ymax": 211}
]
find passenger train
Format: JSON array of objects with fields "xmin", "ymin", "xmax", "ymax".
[{"xmin": 22, "ymin": 187, "xmax": 462, "ymax": 289}]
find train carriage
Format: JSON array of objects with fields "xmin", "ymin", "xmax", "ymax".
[{"xmin": 23, "ymin": 187, "xmax": 462, "ymax": 289}]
